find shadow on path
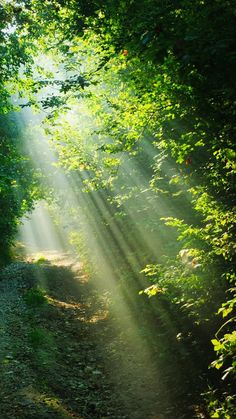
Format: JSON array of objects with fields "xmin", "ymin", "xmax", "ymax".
[{"xmin": 0, "ymin": 252, "xmax": 209, "ymax": 418}]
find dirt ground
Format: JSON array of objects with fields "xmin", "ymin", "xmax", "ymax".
[{"xmin": 0, "ymin": 252, "xmax": 208, "ymax": 418}]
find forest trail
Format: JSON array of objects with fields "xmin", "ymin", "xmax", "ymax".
[{"xmin": 0, "ymin": 252, "xmax": 207, "ymax": 419}]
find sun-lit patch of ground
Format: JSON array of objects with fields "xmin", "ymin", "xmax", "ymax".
[
  {"xmin": 17, "ymin": 386, "xmax": 83, "ymax": 419},
  {"xmin": 26, "ymin": 251, "xmax": 82, "ymax": 271},
  {"xmin": 46, "ymin": 295, "xmax": 109, "ymax": 324}
]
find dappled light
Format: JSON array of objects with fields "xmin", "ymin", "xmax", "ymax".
[
  {"xmin": 0, "ymin": 1, "xmax": 235, "ymax": 418},
  {"xmin": 0, "ymin": 256, "xmax": 189, "ymax": 418}
]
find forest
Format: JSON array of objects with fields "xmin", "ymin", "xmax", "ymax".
[{"xmin": 0, "ymin": 0, "xmax": 235, "ymax": 418}]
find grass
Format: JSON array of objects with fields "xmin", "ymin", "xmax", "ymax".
[{"xmin": 23, "ymin": 287, "xmax": 47, "ymax": 307}]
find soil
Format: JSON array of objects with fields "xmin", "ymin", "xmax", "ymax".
[{"xmin": 0, "ymin": 252, "xmax": 208, "ymax": 419}]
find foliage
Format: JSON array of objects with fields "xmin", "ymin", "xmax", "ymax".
[
  {"xmin": 0, "ymin": 0, "xmax": 235, "ymax": 415},
  {"xmin": 0, "ymin": 115, "xmax": 40, "ymax": 263},
  {"xmin": 205, "ymin": 389, "xmax": 236, "ymax": 419},
  {"xmin": 0, "ymin": 2, "xmax": 43, "ymax": 263}
]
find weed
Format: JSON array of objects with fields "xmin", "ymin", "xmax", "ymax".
[
  {"xmin": 35, "ymin": 255, "xmax": 47, "ymax": 264},
  {"xmin": 24, "ymin": 287, "xmax": 47, "ymax": 307}
]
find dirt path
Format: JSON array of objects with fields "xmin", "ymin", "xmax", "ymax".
[{"xmin": 0, "ymin": 252, "xmax": 207, "ymax": 418}]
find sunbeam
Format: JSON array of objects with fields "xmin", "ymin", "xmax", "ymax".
[
  {"xmin": 0, "ymin": 1, "xmax": 235, "ymax": 417},
  {"xmin": 12, "ymin": 87, "xmax": 186, "ymax": 417}
]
